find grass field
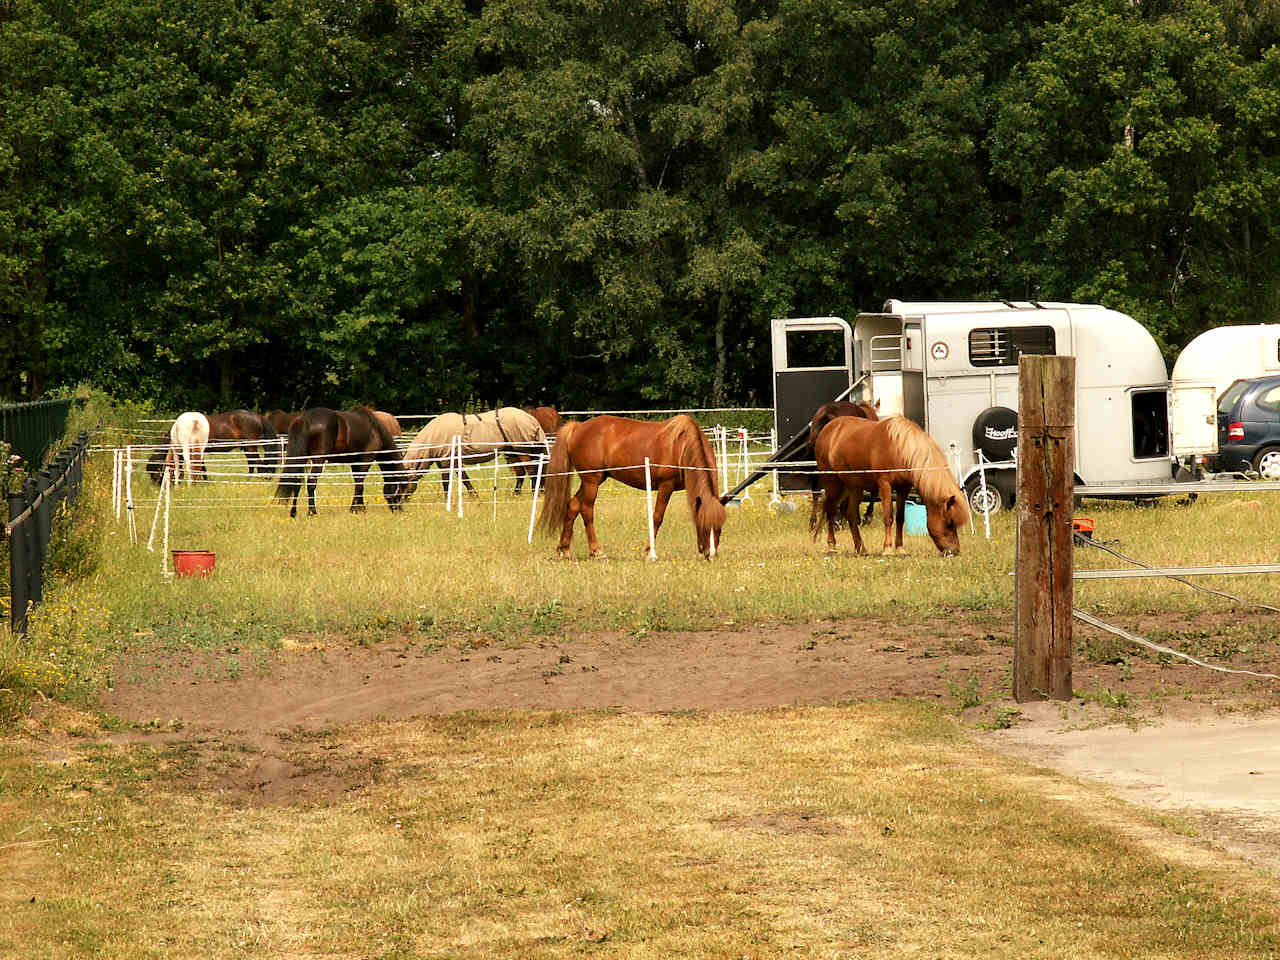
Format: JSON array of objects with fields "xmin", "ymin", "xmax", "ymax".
[
  {"xmin": 3, "ymin": 444, "xmax": 1280, "ymax": 958},
  {"xmin": 19, "ymin": 445, "xmax": 1280, "ymax": 659}
]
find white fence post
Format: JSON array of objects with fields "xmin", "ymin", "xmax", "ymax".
[
  {"xmin": 644, "ymin": 457, "xmax": 657, "ymax": 561},
  {"xmin": 527, "ymin": 454, "xmax": 545, "ymax": 545}
]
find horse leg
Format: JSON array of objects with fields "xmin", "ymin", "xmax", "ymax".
[
  {"xmin": 557, "ymin": 478, "xmax": 589, "ymax": 557},
  {"xmin": 893, "ymin": 490, "xmax": 908, "ymax": 555},
  {"xmin": 350, "ymin": 461, "xmax": 368, "ymax": 513},
  {"xmin": 578, "ymin": 476, "xmax": 607, "ymax": 558},
  {"xmin": 643, "ymin": 483, "xmax": 676, "ymax": 555},
  {"xmin": 878, "ymin": 479, "xmax": 898, "ymax": 554},
  {"xmin": 307, "ymin": 462, "xmax": 323, "ymax": 517},
  {"xmin": 820, "ymin": 477, "xmax": 844, "ymax": 552},
  {"xmin": 844, "ymin": 489, "xmax": 867, "ymax": 554}
]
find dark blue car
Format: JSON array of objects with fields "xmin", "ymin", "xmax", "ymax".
[{"xmin": 1216, "ymin": 375, "xmax": 1280, "ymax": 478}]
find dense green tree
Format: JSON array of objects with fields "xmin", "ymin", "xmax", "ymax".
[
  {"xmin": 4, "ymin": 0, "xmax": 1279, "ymax": 407},
  {"xmin": 989, "ymin": 0, "xmax": 1280, "ymax": 355}
]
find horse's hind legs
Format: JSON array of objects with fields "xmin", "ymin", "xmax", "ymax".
[
  {"xmin": 350, "ymin": 466, "xmax": 368, "ymax": 513},
  {"xmin": 881, "ymin": 484, "xmax": 906, "ymax": 555}
]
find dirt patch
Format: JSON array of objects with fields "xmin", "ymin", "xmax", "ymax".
[{"xmin": 31, "ymin": 609, "xmax": 1280, "ymax": 868}]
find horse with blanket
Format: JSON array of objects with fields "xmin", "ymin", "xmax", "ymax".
[{"xmin": 400, "ymin": 408, "xmax": 548, "ymax": 500}]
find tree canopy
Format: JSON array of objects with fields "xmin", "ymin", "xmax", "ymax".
[{"xmin": 3, "ymin": 0, "xmax": 1278, "ymax": 410}]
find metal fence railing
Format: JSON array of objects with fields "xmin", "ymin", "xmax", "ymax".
[
  {"xmin": 4, "ymin": 431, "xmax": 91, "ymax": 635},
  {"xmin": 0, "ymin": 398, "xmax": 82, "ymax": 468}
]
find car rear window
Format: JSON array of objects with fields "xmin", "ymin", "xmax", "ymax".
[
  {"xmin": 1218, "ymin": 379, "xmax": 1249, "ymax": 415},
  {"xmin": 1257, "ymin": 384, "xmax": 1280, "ymax": 413}
]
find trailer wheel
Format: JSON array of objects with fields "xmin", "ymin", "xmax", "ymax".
[
  {"xmin": 1253, "ymin": 446, "xmax": 1280, "ymax": 480},
  {"xmin": 965, "ymin": 474, "xmax": 1011, "ymax": 514}
]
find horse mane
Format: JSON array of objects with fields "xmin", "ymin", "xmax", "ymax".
[
  {"xmin": 657, "ymin": 415, "xmax": 726, "ymax": 536},
  {"xmin": 882, "ymin": 416, "xmax": 966, "ymax": 513}
]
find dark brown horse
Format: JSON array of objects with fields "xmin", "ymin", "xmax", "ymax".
[
  {"xmin": 515, "ymin": 406, "xmax": 561, "ymax": 493},
  {"xmin": 813, "ymin": 416, "xmax": 968, "ymax": 556},
  {"xmin": 207, "ymin": 410, "xmax": 279, "ymax": 475},
  {"xmin": 264, "ymin": 410, "xmax": 299, "ymax": 436},
  {"xmin": 807, "ymin": 400, "xmax": 879, "ymax": 529},
  {"xmin": 273, "ymin": 407, "xmax": 406, "ymax": 518},
  {"xmin": 537, "ymin": 415, "xmax": 726, "ymax": 559}
]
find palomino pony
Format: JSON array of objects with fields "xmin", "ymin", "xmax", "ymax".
[
  {"xmin": 806, "ymin": 400, "xmax": 879, "ymax": 529},
  {"xmin": 537, "ymin": 415, "xmax": 726, "ymax": 559},
  {"xmin": 813, "ymin": 415, "xmax": 968, "ymax": 556},
  {"xmin": 273, "ymin": 406, "xmax": 405, "ymax": 518},
  {"xmin": 400, "ymin": 408, "xmax": 548, "ymax": 499},
  {"xmin": 207, "ymin": 410, "xmax": 279, "ymax": 475},
  {"xmin": 145, "ymin": 412, "xmax": 210, "ymax": 486}
]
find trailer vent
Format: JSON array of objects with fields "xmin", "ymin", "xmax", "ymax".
[{"xmin": 968, "ymin": 325, "xmax": 1056, "ymax": 367}]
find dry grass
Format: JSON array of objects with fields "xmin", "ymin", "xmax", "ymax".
[
  {"xmin": 5, "ymin": 705, "xmax": 1280, "ymax": 958},
  {"xmin": 3, "ymin": 451, "xmax": 1280, "ymax": 957}
]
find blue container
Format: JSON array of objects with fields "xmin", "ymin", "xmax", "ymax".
[{"xmin": 904, "ymin": 501, "xmax": 927, "ymax": 536}]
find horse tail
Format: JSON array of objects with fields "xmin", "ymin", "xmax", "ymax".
[
  {"xmin": 180, "ymin": 430, "xmax": 194, "ymax": 485},
  {"xmin": 536, "ymin": 420, "xmax": 578, "ymax": 538},
  {"xmin": 273, "ymin": 415, "xmax": 310, "ymax": 503},
  {"xmin": 678, "ymin": 418, "xmax": 726, "ymax": 548}
]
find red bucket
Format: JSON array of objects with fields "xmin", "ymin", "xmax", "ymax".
[
  {"xmin": 172, "ymin": 550, "xmax": 216, "ymax": 577},
  {"xmin": 1072, "ymin": 517, "xmax": 1094, "ymax": 538}
]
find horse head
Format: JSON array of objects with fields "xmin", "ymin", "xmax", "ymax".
[
  {"xmin": 926, "ymin": 493, "xmax": 968, "ymax": 556},
  {"xmin": 694, "ymin": 493, "xmax": 727, "ymax": 559}
]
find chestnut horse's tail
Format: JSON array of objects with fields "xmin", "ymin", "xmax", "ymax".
[
  {"xmin": 273, "ymin": 414, "xmax": 311, "ymax": 503},
  {"xmin": 668, "ymin": 416, "xmax": 726, "ymax": 550},
  {"xmin": 536, "ymin": 420, "xmax": 579, "ymax": 537}
]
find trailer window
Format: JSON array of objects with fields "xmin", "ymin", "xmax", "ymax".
[
  {"xmin": 967, "ymin": 326, "xmax": 1056, "ymax": 367},
  {"xmin": 1131, "ymin": 390, "xmax": 1168, "ymax": 459},
  {"xmin": 786, "ymin": 330, "xmax": 846, "ymax": 369}
]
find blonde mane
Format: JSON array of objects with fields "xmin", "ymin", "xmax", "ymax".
[{"xmin": 883, "ymin": 416, "xmax": 967, "ymax": 512}]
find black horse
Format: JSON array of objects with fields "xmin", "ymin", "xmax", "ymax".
[
  {"xmin": 207, "ymin": 410, "xmax": 280, "ymax": 475},
  {"xmin": 807, "ymin": 400, "xmax": 880, "ymax": 530},
  {"xmin": 273, "ymin": 406, "xmax": 405, "ymax": 518}
]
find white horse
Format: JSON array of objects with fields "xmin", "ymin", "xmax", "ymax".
[{"xmin": 168, "ymin": 411, "xmax": 210, "ymax": 485}]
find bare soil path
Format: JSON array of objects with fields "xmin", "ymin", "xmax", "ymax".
[{"xmin": 83, "ymin": 610, "xmax": 1280, "ymax": 870}]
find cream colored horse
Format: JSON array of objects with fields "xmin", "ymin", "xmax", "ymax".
[
  {"xmin": 401, "ymin": 408, "xmax": 547, "ymax": 499},
  {"xmin": 168, "ymin": 411, "xmax": 210, "ymax": 485}
]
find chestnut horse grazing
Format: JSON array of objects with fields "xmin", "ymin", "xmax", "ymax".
[
  {"xmin": 537, "ymin": 415, "xmax": 726, "ymax": 559},
  {"xmin": 207, "ymin": 410, "xmax": 279, "ymax": 475},
  {"xmin": 273, "ymin": 406, "xmax": 405, "ymax": 518},
  {"xmin": 813, "ymin": 416, "xmax": 968, "ymax": 556}
]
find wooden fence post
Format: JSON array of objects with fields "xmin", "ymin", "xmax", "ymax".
[{"xmin": 1014, "ymin": 355, "xmax": 1075, "ymax": 701}]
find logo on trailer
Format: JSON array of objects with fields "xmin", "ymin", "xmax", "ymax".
[
  {"xmin": 930, "ymin": 341, "xmax": 949, "ymax": 361},
  {"xmin": 984, "ymin": 426, "xmax": 1017, "ymax": 441}
]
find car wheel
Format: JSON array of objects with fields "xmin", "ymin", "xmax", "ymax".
[
  {"xmin": 965, "ymin": 475, "xmax": 1009, "ymax": 514},
  {"xmin": 1252, "ymin": 446, "xmax": 1280, "ymax": 480}
]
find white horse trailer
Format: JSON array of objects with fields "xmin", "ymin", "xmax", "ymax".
[
  {"xmin": 1170, "ymin": 324, "xmax": 1280, "ymax": 466},
  {"xmin": 852, "ymin": 301, "xmax": 1172, "ymax": 512}
]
